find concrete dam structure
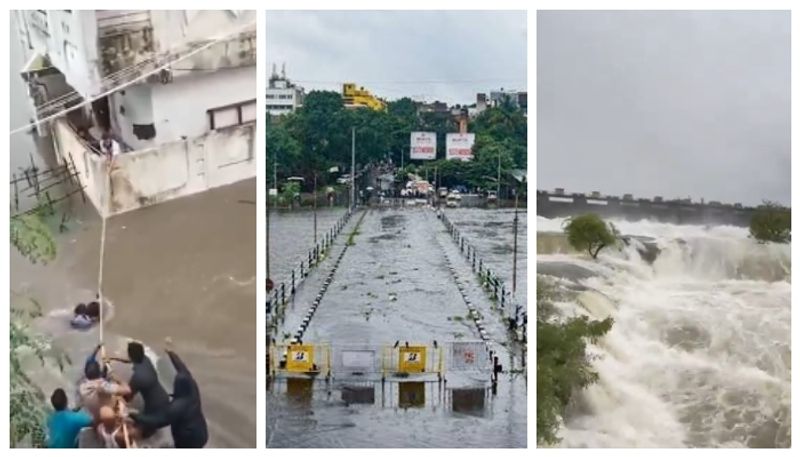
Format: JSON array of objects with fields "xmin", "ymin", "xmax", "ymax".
[{"xmin": 537, "ymin": 189, "xmax": 760, "ymax": 227}]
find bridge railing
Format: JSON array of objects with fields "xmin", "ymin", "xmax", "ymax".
[
  {"xmin": 266, "ymin": 210, "xmax": 353, "ymax": 336},
  {"xmin": 437, "ymin": 210, "xmax": 527, "ymax": 344}
]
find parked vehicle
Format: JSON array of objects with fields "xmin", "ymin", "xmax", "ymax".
[{"xmin": 446, "ymin": 190, "xmax": 461, "ymax": 208}]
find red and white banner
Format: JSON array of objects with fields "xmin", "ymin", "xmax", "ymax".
[
  {"xmin": 410, "ymin": 132, "xmax": 436, "ymax": 160},
  {"xmin": 446, "ymin": 133, "xmax": 475, "ymax": 161}
]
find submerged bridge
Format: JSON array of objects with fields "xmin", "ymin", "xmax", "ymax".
[{"xmin": 537, "ymin": 189, "xmax": 759, "ymax": 227}]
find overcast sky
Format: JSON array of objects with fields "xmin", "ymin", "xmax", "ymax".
[
  {"xmin": 266, "ymin": 10, "xmax": 527, "ymax": 105},
  {"xmin": 538, "ymin": 11, "xmax": 790, "ymax": 206}
]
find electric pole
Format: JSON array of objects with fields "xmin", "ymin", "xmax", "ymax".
[
  {"xmin": 313, "ymin": 172, "xmax": 317, "ymax": 244},
  {"xmin": 351, "ymin": 127, "xmax": 356, "ymax": 212}
]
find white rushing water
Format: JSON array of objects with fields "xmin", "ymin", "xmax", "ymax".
[{"xmin": 538, "ymin": 216, "xmax": 791, "ymax": 448}]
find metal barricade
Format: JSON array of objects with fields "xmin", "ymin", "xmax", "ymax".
[{"xmin": 269, "ymin": 343, "xmax": 332, "ymax": 380}]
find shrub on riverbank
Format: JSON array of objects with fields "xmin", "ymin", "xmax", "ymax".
[
  {"xmin": 537, "ymin": 276, "xmax": 613, "ymax": 446},
  {"xmin": 750, "ymin": 201, "xmax": 790, "ymax": 243}
]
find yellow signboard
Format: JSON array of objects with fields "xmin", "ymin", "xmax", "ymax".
[
  {"xmin": 398, "ymin": 346, "xmax": 427, "ymax": 373},
  {"xmin": 286, "ymin": 344, "xmax": 315, "ymax": 373}
]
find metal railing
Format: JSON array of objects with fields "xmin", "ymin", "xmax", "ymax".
[
  {"xmin": 266, "ymin": 210, "xmax": 353, "ymax": 339},
  {"xmin": 437, "ymin": 210, "xmax": 527, "ymax": 343}
]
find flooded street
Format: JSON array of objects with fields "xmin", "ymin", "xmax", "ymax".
[
  {"xmin": 267, "ymin": 206, "xmax": 526, "ymax": 448},
  {"xmin": 11, "ymin": 179, "xmax": 256, "ymax": 448},
  {"xmin": 268, "ymin": 207, "xmax": 347, "ymax": 287},
  {"xmin": 443, "ymin": 207, "xmax": 528, "ymax": 308}
]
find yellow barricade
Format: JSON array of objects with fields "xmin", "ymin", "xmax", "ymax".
[
  {"xmin": 286, "ymin": 344, "xmax": 315, "ymax": 373},
  {"xmin": 398, "ymin": 345, "xmax": 427, "ymax": 373}
]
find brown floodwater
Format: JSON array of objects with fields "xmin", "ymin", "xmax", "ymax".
[{"xmin": 11, "ymin": 179, "xmax": 256, "ymax": 447}]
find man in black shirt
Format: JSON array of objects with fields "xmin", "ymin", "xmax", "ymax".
[
  {"xmin": 112, "ymin": 341, "xmax": 170, "ymax": 438},
  {"xmin": 130, "ymin": 346, "xmax": 208, "ymax": 448}
]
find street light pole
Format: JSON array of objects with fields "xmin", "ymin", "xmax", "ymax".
[
  {"xmin": 313, "ymin": 172, "xmax": 318, "ymax": 244},
  {"xmin": 266, "ymin": 114, "xmax": 271, "ymax": 288},
  {"xmin": 351, "ymin": 127, "xmax": 356, "ymax": 212},
  {"xmin": 512, "ymin": 185, "xmax": 519, "ymax": 298}
]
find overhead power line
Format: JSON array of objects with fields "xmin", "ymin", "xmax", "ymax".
[{"xmin": 292, "ymin": 78, "xmax": 526, "ymax": 85}]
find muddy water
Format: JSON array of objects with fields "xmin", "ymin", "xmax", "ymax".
[
  {"xmin": 11, "ymin": 179, "xmax": 256, "ymax": 447},
  {"xmin": 442, "ymin": 208, "xmax": 528, "ymax": 308},
  {"xmin": 267, "ymin": 207, "xmax": 526, "ymax": 447},
  {"xmin": 268, "ymin": 207, "xmax": 347, "ymax": 287}
]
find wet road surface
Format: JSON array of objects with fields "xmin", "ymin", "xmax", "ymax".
[{"xmin": 267, "ymin": 206, "xmax": 526, "ymax": 447}]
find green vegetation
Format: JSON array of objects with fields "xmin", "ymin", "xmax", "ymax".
[
  {"xmin": 278, "ymin": 181, "xmax": 301, "ymax": 206},
  {"xmin": 10, "ymin": 212, "xmax": 57, "ymax": 265},
  {"xmin": 750, "ymin": 201, "xmax": 791, "ymax": 243},
  {"xmin": 563, "ymin": 214, "xmax": 617, "ymax": 259},
  {"xmin": 266, "ymin": 91, "xmax": 527, "ymax": 193},
  {"xmin": 537, "ymin": 276, "xmax": 613, "ymax": 446},
  {"xmin": 10, "ymin": 208, "xmax": 66, "ymax": 447}
]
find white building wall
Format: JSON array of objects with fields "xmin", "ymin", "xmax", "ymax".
[
  {"xmin": 14, "ymin": 10, "xmax": 102, "ymax": 98},
  {"xmin": 110, "ymin": 84, "xmax": 156, "ymax": 150},
  {"xmin": 147, "ymin": 66, "xmax": 255, "ymax": 144},
  {"xmin": 52, "ymin": 118, "xmax": 255, "ymax": 216}
]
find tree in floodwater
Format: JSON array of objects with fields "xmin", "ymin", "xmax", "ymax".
[
  {"xmin": 563, "ymin": 214, "xmax": 617, "ymax": 259},
  {"xmin": 749, "ymin": 201, "xmax": 791, "ymax": 243},
  {"xmin": 10, "ymin": 207, "xmax": 68, "ymax": 447},
  {"xmin": 537, "ymin": 276, "xmax": 613, "ymax": 446}
]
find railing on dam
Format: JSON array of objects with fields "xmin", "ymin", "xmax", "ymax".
[{"xmin": 537, "ymin": 189, "xmax": 758, "ymax": 227}]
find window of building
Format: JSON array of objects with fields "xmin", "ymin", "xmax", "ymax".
[{"xmin": 207, "ymin": 99, "xmax": 256, "ymax": 130}]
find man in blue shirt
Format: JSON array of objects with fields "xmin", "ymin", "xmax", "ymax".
[{"xmin": 46, "ymin": 388, "xmax": 94, "ymax": 448}]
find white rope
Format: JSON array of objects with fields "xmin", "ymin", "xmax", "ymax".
[
  {"xmin": 10, "ymin": 20, "xmax": 255, "ymax": 135},
  {"xmin": 97, "ymin": 161, "xmax": 111, "ymax": 344}
]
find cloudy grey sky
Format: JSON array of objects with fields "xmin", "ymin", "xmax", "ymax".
[
  {"xmin": 538, "ymin": 11, "xmax": 790, "ymax": 206},
  {"xmin": 266, "ymin": 10, "xmax": 527, "ymax": 105}
]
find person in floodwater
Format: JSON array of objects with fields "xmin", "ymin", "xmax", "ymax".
[
  {"xmin": 70, "ymin": 303, "xmax": 92, "ymax": 329},
  {"xmin": 46, "ymin": 388, "xmax": 94, "ymax": 448},
  {"xmin": 131, "ymin": 347, "xmax": 208, "ymax": 448},
  {"xmin": 78, "ymin": 359, "xmax": 131, "ymax": 419},
  {"xmin": 86, "ymin": 301, "xmax": 101, "ymax": 321},
  {"xmin": 70, "ymin": 301, "xmax": 101, "ymax": 330},
  {"xmin": 110, "ymin": 341, "xmax": 170, "ymax": 439}
]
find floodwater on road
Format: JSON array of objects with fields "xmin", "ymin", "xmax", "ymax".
[
  {"xmin": 267, "ymin": 206, "xmax": 526, "ymax": 448},
  {"xmin": 268, "ymin": 207, "xmax": 347, "ymax": 288},
  {"xmin": 443, "ymin": 208, "xmax": 528, "ymax": 308},
  {"xmin": 11, "ymin": 179, "xmax": 256, "ymax": 447}
]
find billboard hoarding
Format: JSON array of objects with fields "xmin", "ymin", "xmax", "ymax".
[
  {"xmin": 446, "ymin": 133, "xmax": 475, "ymax": 161},
  {"xmin": 410, "ymin": 132, "xmax": 436, "ymax": 160}
]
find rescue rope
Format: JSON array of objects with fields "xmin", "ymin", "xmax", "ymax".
[
  {"xmin": 97, "ymin": 160, "xmax": 110, "ymax": 344},
  {"xmin": 96, "ymin": 157, "xmax": 136, "ymax": 448}
]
